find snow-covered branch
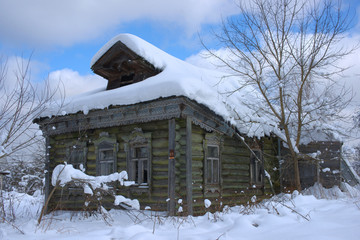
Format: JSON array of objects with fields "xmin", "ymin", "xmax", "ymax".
[{"xmin": 51, "ymin": 164, "xmax": 139, "ymax": 210}]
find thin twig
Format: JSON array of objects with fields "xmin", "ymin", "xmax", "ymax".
[
  {"xmin": 278, "ymin": 201, "xmax": 310, "ymax": 221},
  {"xmin": 1, "ymin": 216, "xmax": 25, "ymax": 235}
]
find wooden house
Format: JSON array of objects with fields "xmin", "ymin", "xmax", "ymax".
[
  {"xmin": 34, "ymin": 34, "xmax": 281, "ymax": 215},
  {"xmin": 34, "ymin": 34, "xmax": 344, "ymax": 216}
]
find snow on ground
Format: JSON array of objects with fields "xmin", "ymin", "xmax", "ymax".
[{"xmin": 1, "ymin": 185, "xmax": 360, "ymax": 240}]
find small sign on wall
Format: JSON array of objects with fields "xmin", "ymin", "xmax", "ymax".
[{"xmin": 169, "ymin": 149, "xmax": 175, "ymax": 159}]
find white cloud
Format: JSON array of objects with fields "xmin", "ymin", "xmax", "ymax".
[
  {"xmin": 48, "ymin": 69, "xmax": 106, "ymax": 98},
  {"xmin": 187, "ymin": 34, "xmax": 360, "ymax": 106},
  {"xmin": 0, "ymin": 55, "xmax": 48, "ymax": 92},
  {"xmin": 186, "ymin": 48, "xmax": 233, "ymax": 70},
  {"xmin": 0, "ymin": 56, "xmax": 104, "ymax": 100},
  {"xmin": 335, "ymin": 35, "xmax": 360, "ymax": 106},
  {"xmin": 0, "ymin": 0, "xmax": 240, "ymax": 47}
]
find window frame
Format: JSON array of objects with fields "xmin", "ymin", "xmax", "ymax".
[
  {"xmin": 65, "ymin": 141, "xmax": 88, "ymax": 193},
  {"xmin": 205, "ymin": 144, "xmax": 220, "ymax": 184},
  {"xmin": 250, "ymin": 150, "xmax": 264, "ymax": 187},
  {"xmin": 66, "ymin": 142, "xmax": 87, "ymax": 171},
  {"xmin": 94, "ymin": 133, "xmax": 118, "ymax": 176},
  {"xmin": 123, "ymin": 128, "xmax": 152, "ymax": 189},
  {"xmin": 130, "ymin": 144, "xmax": 150, "ymax": 186},
  {"xmin": 203, "ymin": 133, "xmax": 223, "ymax": 192}
]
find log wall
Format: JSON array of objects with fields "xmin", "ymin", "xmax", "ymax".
[
  {"xmin": 47, "ymin": 118, "xmax": 279, "ymax": 215},
  {"xmin": 48, "ymin": 120, "xmax": 171, "ymax": 211}
]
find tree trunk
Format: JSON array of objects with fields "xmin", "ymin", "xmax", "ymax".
[
  {"xmin": 284, "ymin": 125, "xmax": 302, "ymax": 191},
  {"xmin": 292, "ymin": 153, "xmax": 302, "ymax": 191}
]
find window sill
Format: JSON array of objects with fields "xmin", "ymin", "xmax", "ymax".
[
  {"xmin": 204, "ymin": 184, "xmax": 220, "ymax": 193},
  {"xmin": 68, "ymin": 187, "xmax": 83, "ymax": 196},
  {"xmin": 129, "ymin": 184, "xmax": 150, "ymax": 193}
]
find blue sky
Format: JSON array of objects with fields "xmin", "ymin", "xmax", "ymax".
[
  {"xmin": 0, "ymin": 0, "xmax": 359, "ymax": 97},
  {"xmin": 0, "ymin": 0, "xmax": 238, "ymax": 77}
]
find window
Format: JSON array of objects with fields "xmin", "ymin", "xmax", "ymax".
[
  {"xmin": 206, "ymin": 145, "xmax": 220, "ymax": 184},
  {"xmin": 69, "ymin": 147, "xmax": 86, "ymax": 169},
  {"xmin": 67, "ymin": 143, "xmax": 87, "ymax": 170},
  {"xmin": 98, "ymin": 147, "xmax": 116, "ymax": 175},
  {"xmin": 94, "ymin": 133, "xmax": 118, "ymax": 176},
  {"xmin": 203, "ymin": 133, "xmax": 222, "ymax": 187},
  {"xmin": 250, "ymin": 150, "xmax": 263, "ymax": 186},
  {"xmin": 130, "ymin": 145, "xmax": 149, "ymax": 185},
  {"xmin": 123, "ymin": 128, "xmax": 152, "ymax": 187}
]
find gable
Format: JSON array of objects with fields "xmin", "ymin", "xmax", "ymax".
[{"xmin": 91, "ymin": 41, "xmax": 161, "ymax": 90}]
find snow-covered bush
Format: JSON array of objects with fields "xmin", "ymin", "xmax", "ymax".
[
  {"xmin": 351, "ymin": 147, "xmax": 360, "ymax": 176},
  {"xmin": 1, "ymin": 149, "xmax": 45, "ymax": 195},
  {"xmin": 39, "ymin": 164, "xmax": 139, "ymax": 224},
  {"xmin": 342, "ymin": 145, "xmax": 360, "ymax": 177},
  {"xmin": 1, "ymin": 190, "xmax": 43, "ymax": 222}
]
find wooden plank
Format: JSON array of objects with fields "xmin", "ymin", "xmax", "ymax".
[
  {"xmin": 152, "ymin": 138, "xmax": 168, "ymax": 148},
  {"xmin": 222, "ymin": 163, "xmax": 249, "ymax": 170},
  {"xmin": 152, "ymin": 130, "xmax": 169, "ymax": 139},
  {"xmin": 191, "ymin": 132, "xmax": 204, "ymax": 143},
  {"xmin": 152, "ymin": 148, "xmax": 169, "ymax": 157},
  {"xmin": 153, "ymin": 175, "xmax": 169, "ymax": 180},
  {"xmin": 152, "ymin": 158, "xmax": 169, "ymax": 165},
  {"xmin": 186, "ymin": 117, "xmax": 193, "ymax": 215},
  {"xmin": 168, "ymin": 119, "xmax": 176, "ymax": 216},
  {"xmin": 222, "ymin": 146, "xmax": 250, "ymax": 156}
]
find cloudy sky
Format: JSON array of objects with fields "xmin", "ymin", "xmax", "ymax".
[{"xmin": 0, "ymin": 0, "xmax": 359, "ymax": 101}]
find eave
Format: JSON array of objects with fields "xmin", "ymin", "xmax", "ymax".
[{"xmin": 35, "ymin": 96, "xmax": 236, "ymax": 137}]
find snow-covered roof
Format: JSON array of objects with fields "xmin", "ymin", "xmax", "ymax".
[{"xmin": 42, "ymin": 34, "xmax": 278, "ymax": 138}]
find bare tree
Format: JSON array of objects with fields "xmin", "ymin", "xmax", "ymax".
[
  {"xmin": 204, "ymin": 0, "xmax": 357, "ymax": 190},
  {"xmin": 0, "ymin": 56, "xmax": 63, "ymax": 161}
]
